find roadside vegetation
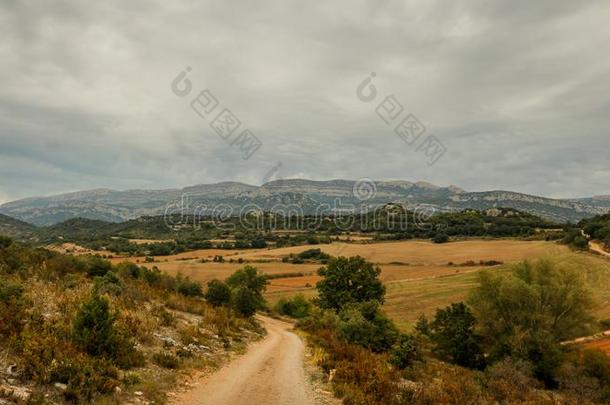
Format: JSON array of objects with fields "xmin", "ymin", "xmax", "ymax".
[
  {"xmin": 0, "ymin": 236, "xmax": 266, "ymax": 404},
  {"xmin": 281, "ymin": 254, "xmax": 610, "ymax": 404}
]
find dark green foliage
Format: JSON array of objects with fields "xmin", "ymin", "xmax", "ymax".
[
  {"xmin": 572, "ymin": 236, "xmax": 589, "ymax": 250},
  {"xmin": 175, "ymin": 274, "xmax": 203, "ymax": 297},
  {"xmin": 0, "ymin": 235, "xmax": 14, "ymax": 249},
  {"xmin": 226, "ymin": 266, "xmax": 268, "ymax": 316},
  {"xmin": 337, "ymin": 301, "xmax": 399, "ymax": 353},
  {"xmin": 45, "ymin": 255, "xmax": 87, "ymax": 278},
  {"xmin": 274, "ymin": 294, "xmax": 311, "ymax": 318},
  {"xmin": 430, "ymin": 302, "xmax": 485, "ymax": 369},
  {"xmin": 204, "ymin": 279, "xmax": 232, "ymax": 307},
  {"xmin": 226, "ymin": 266, "xmax": 268, "ymax": 294},
  {"xmin": 233, "ymin": 287, "xmax": 258, "ymax": 317},
  {"xmin": 432, "ymin": 233, "xmax": 449, "ymax": 243},
  {"xmin": 72, "ymin": 295, "xmax": 143, "ymax": 369},
  {"xmin": 94, "ymin": 271, "xmax": 124, "ymax": 296},
  {"xmin": 250, "ymin": 238, "xmax": 267, "ymax": 248},
  {"xmin": 152, "ymin": 352, "xmax": 180, "ymax": 369},
  {"xmin": 116, "ymin": 261, "xmax": 142, "ymax": 279},
  {"xmin": 580, "ymin": 213, "xmax": 610, "ymax": 247},
  {"xmin": 85, "ymin": 256, "xmax": 112, "ymax": 277},
  {"xmin": 390, "ymin": 334, "xmax": 421, "ymax": 369},
  {"xmin": 283, "ymin": 248, "xmax": 331, "ymax": 264},
  {"xmin": 414, "ymin": 313, "xmax": 431, "ymax": 336},
  {"xmin": 316, "ymin": 256, "xmax": 385, "ymax": 311}
]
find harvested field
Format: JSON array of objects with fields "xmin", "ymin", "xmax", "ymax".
[{"xmin": 229, "ymin": 240, "xmax": 567, "ymax": 265}]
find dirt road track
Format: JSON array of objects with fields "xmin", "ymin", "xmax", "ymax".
[
  {"xmin": 171, "ymin": 316, "xmax": 316, "ymax": 405},
  {"xmin": 590, "ymin": 241, "xmax": 610, "ymax": 258}
]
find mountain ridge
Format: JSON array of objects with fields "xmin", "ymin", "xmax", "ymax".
[{"xmin": 1, "ymin": 179, "xmax": 608, "ymax": 225}]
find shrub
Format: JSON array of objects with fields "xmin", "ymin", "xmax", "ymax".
[
  {"xmin": 226, "ymin": 266, "xmax": 268, "ymax": 314},
  {"xmin": 414, "ymin": 313, "xmax": 430, "ymax": 336},
  {"xmin": 337, "ymin": 301, "xmax": 399, "ymax": 353},
  {"xmin": 250, "ymin": 238, "xmax": 267, "ymax": 248},
  {"xmin": 316, "ymin": 256, "xmax": 385, "ymax": 311},
  {"xmin": 72, "ymin": 295, "xmax": 143, "ymax": 369},
  {"xmin": 51, "ymin": 352, "xmax": 120, "ymax": 402},
  {"xmin": 308, "ymin": 330, "xmax": 402, "ymax": 404},
  {"xmin": 226, "ymin": 266, "xmax": 268, "ymax": 295},
  {"xmin": 0, "ymin": 280, "xmax": 26, "ymax": 337},
  {"xmin": 45, "ymin": 255, "xmax": 87, "ymax": 278},
  {"xmin": 430, "ymin": 302, "xmax": 485, "ymax": 369},
  {"xmin": 432, "ymin": 233, "xmax": 449, "ymax": 243},
  {"xmin": 85, "ymin": 257, "xmax": 112, "ymax": 277},
  {"xmin": 152, "ymin": 352, "xmax": 180, "ymax": 369},
  {"xmin": 274, "ymin": 294, "xmax": 311, "ymax": 318},
  {"xmin": 233, "ymin": 287, "xmax": 258, "ymax": 317},
  {"xmin": 175, "ymin": 274, "xmax": 203, "ymax": 297},
  {"xmin": 94, "ymin": 271, "xmax": 123, "ymax": 296},
  {"xmin": 205, "ymin": 279, "xmax": 232, "ymax": 307},
  {"xmin": 116, "ymin": 261, "xmax": 142, "ymax": 279},
  {"xmin": 390, "ymin": 334, "xmax": 421, "ymax": 369},
  {"xmin": 485, "ymin": 358, "xmax": 539, "ymax": 402},
  {"xmin": 0, "ymin": 235, "xmax": 13, "ymax": 250},
  {"xmin": 572, "ymin": 235, "xmax": 589, "ymax": 250}
]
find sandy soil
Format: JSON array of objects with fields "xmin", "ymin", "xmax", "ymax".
[
  {"xmin": 171, "ymin": 316, "xmax": 316, "ymax": 405},
  {"xmin": 590, "ymin": 241, "xmax": 610, "ymax": 258}
]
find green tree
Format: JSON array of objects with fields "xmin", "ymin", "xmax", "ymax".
[
  {"xmin": 469, "ymin": 260, "xmax": 593, "ymax": 345},
  {"xmin": 414, "ymin": 313, "xmax": 431, "ymax": 336},
  {"xmin": 430, "ymin": 302, "xmax": 485, "ymax": 369},
  {"xmin": 226, "ymin": 266, "xmax": 268, "ymax": 316},
  {"xmin": 226, "ymin": 266, "xmax": 268, "ymax": 296},
  {"xmin": 316, "ymin": 256, "xmax": 385, "ymax": 311},
  {"xmin": 337, "ymin": 301, "xmax": 399, "ymax": 352},
  {"xmin": 73, "ymin": 295, "xmax": 118, "ymax": 357},
  {"xmin": 390, "ymin": 334, "xmax": 421, "ymax": 369},
  {"xmin": 72, "ymin": 295, "xmax": 142, "ymax": 368},
  {"xmin": 205, "ymin": 279, "xmax": 232, "ymax": 307},
  {"xmin": 233, "ymin": 287, "xmax": 258, "ymax": 317},
  {"xmin": 85, "ymin": 257, "xmax": 112, "ymax": 278},
  {"xmin": 469, "ymin": 260, "xmax": 594, "ymax": 384}
]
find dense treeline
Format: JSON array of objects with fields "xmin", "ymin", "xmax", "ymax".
[
  {"xmin": 18, "ymin": 208, "xmax": 562, "ymax": 255},
  {"xmin": 580, "ymin": 213, "xmax": 610, "ymax": 248}
]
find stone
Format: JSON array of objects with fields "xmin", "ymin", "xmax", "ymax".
[{"xmin": 54, "ymin": 382, "xmax": 68, "ymax": 391}]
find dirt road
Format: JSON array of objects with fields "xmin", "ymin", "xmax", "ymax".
[
  {"xmin": 171, "ymin": 316, "xmax": 316, "ymax": 405},
  {"xmin": 590, "ymin": 241, "xmax": 610, "ymax": 258}
]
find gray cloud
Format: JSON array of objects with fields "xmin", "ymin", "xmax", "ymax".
[{"xmin": 0, "ymin": 0, "xmax": 609, "ymax": 202}]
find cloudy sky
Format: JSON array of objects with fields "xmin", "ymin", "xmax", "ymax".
[{"xmin": 1, "ymin": 0, "xmax": 609, "ymax": 203}]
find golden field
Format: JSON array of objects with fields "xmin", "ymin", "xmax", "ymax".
[{"xmin": 76, "ymin": 238, "xmax": 610, "ymax": 332}]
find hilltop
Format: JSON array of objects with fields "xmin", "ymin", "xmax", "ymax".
[{"xmin": 0, "ymin": 179, "xmax": 608, "ymax": 226}]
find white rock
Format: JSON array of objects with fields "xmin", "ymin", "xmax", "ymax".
[{"xmin": 54, "ymin": 382, "xmax": 68, "ymax": 391}]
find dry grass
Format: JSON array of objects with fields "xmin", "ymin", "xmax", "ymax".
[
  {"xmin": 229, "ymin": 240, "xmax": 567, "ymax": 265},
  {"xmin": 82, "ymin": 239, "xmax": 610, "ymax": 335}
]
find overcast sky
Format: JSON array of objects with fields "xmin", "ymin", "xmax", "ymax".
[{"xmin": 1, "ymin": 0, "xmax": 609, "ymax": 203}]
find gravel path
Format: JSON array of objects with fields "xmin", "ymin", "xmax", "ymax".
[{"xmin": 171, "ymin": 316, "xmax": 318, "ymax": 405}]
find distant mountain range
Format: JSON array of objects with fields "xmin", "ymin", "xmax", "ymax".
[{"xmin": 0, "ymin": 179, "xmax": 608, "ymax": 226}]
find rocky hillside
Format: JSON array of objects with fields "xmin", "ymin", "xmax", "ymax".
[
  {"xmin": 0, "ymin": 213, "xmax": 37, "ymax": 239},
  {"xmin": 1, "ymin": 180, "xmax": 607, "ymax": 225}
]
